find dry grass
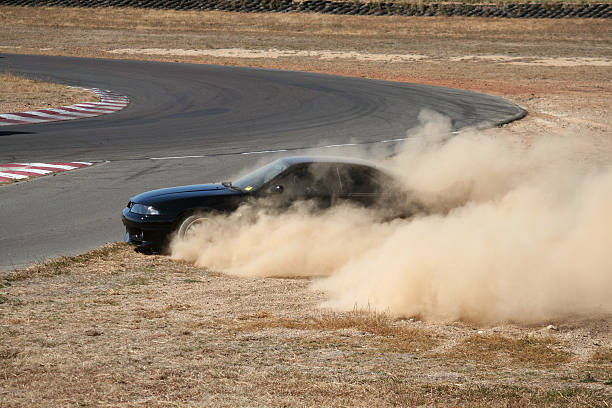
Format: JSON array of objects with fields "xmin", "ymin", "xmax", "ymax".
[
  {"xmin": 0, "ymin": 72, "xmax": 98, "ymax": 113},
  {"xmin": 2, "ymin": 7, "xmax": 610, "ymax": 52},
  {"xmin": 1, "ymin": 7, "xmax": 611, "ymax": 63},
  {"xmin": 0, "ymin": 244, "xmax": 611, "ymax": 406},
  {"xmin": 444, "ymin": 334, "xmax": 572, "ymax": 368},
  {"xmin": 226, "ymin": 310, "xmax": 439, "ymax": 353},
  {"xmin": 591, "ymin": 347, "xmax": 612, "ymax": 363},
  {"xmin": 4, "ymin": 243, "xmax": 125, "ymax": 281}
]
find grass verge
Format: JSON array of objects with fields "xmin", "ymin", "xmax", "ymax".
[
  {"xmin": 0, "ymin": 72, "xmax": 98, "ymax": 113},
  {"xmin": 0, "ymin": 244, "xmax": 610, "ymax": 406}
]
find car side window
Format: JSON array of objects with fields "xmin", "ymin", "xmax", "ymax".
[
  {"xmin": 340, "ymin": 166, "xmax": 384, "ymax": 195},
  {"xmin": 272, "ymin": 164, "xmax": 341, "ymax": 197},
  {"xmin": 308, "ymin": 164, "xmax": 342, "ymax": 196},
  {"xmin": 282, "ymin": 166, "xmax": 314, "ymax": 195}
]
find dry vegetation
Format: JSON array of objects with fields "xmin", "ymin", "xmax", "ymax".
[
  {"xmin": 1, "ymin": 243, "xmax": 610, "ymax": 406},
  {"xmin": 0, "ymin": 5, "xmax": 611, "ymax": 406},
  {"xmin": 0, "ymin": 72, "xmax": 98, "ymax": 113}
]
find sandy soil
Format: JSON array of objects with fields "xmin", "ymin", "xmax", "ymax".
[{"xmin": 108, "ymin": 47, "xmax": 612, "ymax": 67}]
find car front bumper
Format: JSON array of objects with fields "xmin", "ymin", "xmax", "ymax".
[{"xmin": 121, "ymin": 207, "xmax": 174, "ymax": 247}]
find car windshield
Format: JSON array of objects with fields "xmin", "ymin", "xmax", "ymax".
[{"xmin": 233, "ymin": 159, "xmax": 290, "ymax": 192}]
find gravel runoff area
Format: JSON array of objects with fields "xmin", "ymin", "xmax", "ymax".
[{"xmin": 0, "ymin": 6, "xmax": 611, "ymax": 407}]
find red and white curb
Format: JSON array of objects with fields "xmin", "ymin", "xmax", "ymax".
[
  {"xmin": 0, "ymin": 162, "xmax": 93, "ymax": 183},
  {"xmin": 0, "ymin": 88, "xmax": 129, "ymax": 126}
]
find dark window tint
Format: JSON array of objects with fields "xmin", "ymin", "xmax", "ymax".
[
  {"xmin": 272, "ymin": 164, "xmax": 341, "ymax": 197},
  {"xmin": 340, "ymin": 166, "xmax": 386, "ymax": 194}
]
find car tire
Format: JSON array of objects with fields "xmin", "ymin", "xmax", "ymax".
[{"xmin": 176, "ymin": 214, "xmax": 210, "ymax": 240}]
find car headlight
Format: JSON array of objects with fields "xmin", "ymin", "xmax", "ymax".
[{"xmin": 130, "ymin": 203, "xmax": 160, "ymax": 215}]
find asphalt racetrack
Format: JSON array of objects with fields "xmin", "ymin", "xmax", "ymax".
[{"xmin": 0, "ymin": 54, "xmax": 526, "ymax": 271}]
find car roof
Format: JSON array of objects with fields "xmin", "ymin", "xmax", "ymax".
[{"xmin": 278, "ymin": 155, "xmax": 380, "ymax": 168}]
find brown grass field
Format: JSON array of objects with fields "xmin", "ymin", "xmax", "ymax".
[
  {"xmin": 1, "ymin": 244, "xmax": 611, "ymax": 406},
  {"xmin": 0, "ymin": 6, "xmax": 611, "ymax": 406},
  {"xmin": 0, "ymin": 73, "xmax": 98, "ymax": 113}
]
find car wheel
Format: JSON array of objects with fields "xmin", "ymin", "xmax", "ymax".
[{"xmin": 176, "ymin": 214, "xmax": 210, "ymax": 240}]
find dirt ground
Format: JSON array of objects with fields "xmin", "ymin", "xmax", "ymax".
[{"xmin": 0, "ymin": 6, "xmax": 610, "ymax": 406}]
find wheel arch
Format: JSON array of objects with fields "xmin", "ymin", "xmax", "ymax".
[{"xmin": 172, "ymin": 207, "xmax": 218, "ymax": 230}]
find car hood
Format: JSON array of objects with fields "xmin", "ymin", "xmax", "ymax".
[{"xmin": 130, "ymin": 183, "xmax": 241, "ymax": 204}]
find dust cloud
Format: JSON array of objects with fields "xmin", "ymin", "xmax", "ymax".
[{"xmin": 171, "ymin": 110, "xmax": 612, "ymax": 324}]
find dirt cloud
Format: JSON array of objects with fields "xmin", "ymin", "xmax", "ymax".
[{"xmin": 171, "ymin": 111, "xmax": 612, "ymax": 324}]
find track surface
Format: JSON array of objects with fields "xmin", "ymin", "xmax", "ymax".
[{"xmin": 0, "ymin": 54, "xmax": 525, "ymax": 271}]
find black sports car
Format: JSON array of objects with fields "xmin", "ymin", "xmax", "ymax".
[{"xmin": 122, "ymin": 156, "xmax": 412, "ymax": 249}]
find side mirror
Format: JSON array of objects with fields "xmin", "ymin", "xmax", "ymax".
[{"xmin": 271, "ymin": 185, "xmax": 284, "ymax": 194}]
